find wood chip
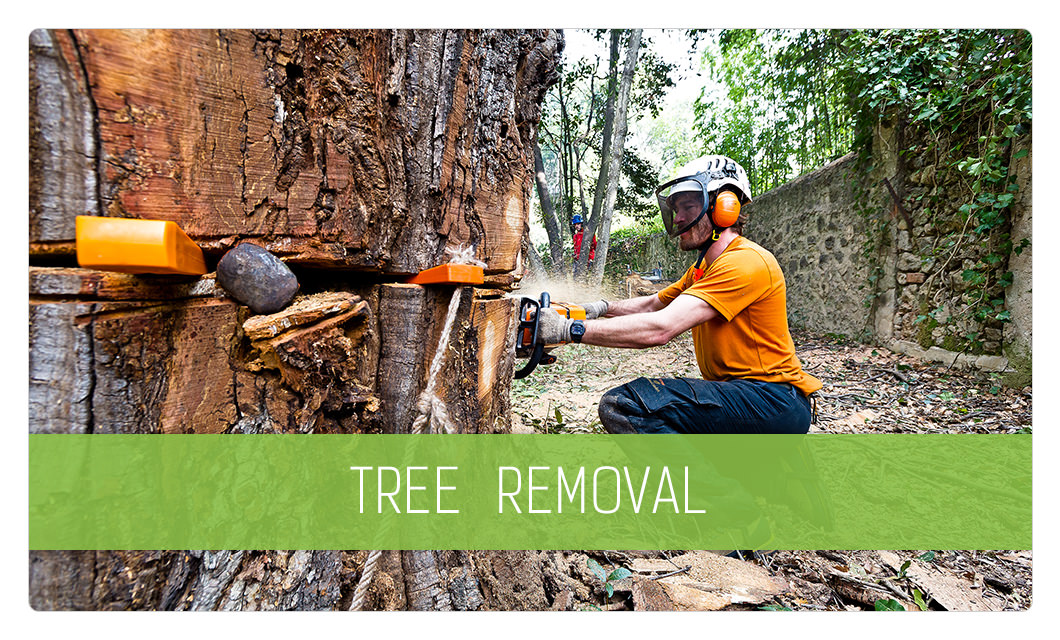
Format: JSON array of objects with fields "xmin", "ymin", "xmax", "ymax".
[
  {"xmin": 877, "ymin": 550, "xmax": 1002, "ymax": 611},
  {"xmin": 629, "ymin": 551, "xmax": 787, "ymax": 611},
  {"xmin": 242, "ymin": 292, "xmax": 366, "ymax": 341}
]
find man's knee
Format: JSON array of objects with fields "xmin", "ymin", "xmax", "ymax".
[{"xmin": 598, "ymin": 387, "xmax": 640, "ymax": 434}]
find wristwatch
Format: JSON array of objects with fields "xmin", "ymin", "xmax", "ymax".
[{"xmin": 569, "ymin": 320, "xmax": 586, "ymax": 343}]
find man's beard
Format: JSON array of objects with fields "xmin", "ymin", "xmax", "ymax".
[{"xmin": 678, "ymin": 226, "xmax": 712, "ymax": 251}]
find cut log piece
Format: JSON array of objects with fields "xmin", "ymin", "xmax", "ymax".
[
  {"xmin": 242, "ymin": 291, "xmax": 368, "ymax": 341},
  {"xmin": 628, "ymin": 551, "xmax": 789, "ymax": 611}
]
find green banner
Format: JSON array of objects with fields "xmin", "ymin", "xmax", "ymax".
[{"xmin": 29, "ymin": 434, "xmax": 1030, "ymax": 550}]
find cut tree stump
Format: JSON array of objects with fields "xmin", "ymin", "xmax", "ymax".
[{"xmin": 29, "ymin": 28, "xmax": 564, "ymax": 611}]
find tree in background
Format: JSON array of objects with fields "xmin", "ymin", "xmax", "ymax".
[
  {"xmin": 693, "ymin": 29, "xmax": 855, "ymax": 196},
  {"xmin": 534, "ymin": 29, "xmax": 673, "ymax": 284}
]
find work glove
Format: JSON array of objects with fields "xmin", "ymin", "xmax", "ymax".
[
  {"xmin": 582, "ymin": 300, "xmax": 609, "ymax": 319},
  {"xmin": 536, "ymin": 308, "xmax": 573, "ymax": 345}
]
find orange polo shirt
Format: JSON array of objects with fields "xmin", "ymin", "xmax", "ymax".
[{"xmin": 657, "ymin": 236, "xmax": 822, "ymax": 396}]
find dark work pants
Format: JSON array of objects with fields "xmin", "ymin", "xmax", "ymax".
[{"xmin": 598, "ymin": 377, "xmax": 812, "ymax": 435}]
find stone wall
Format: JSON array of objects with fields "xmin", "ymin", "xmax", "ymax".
[
  {"xmin": 608, "ymin": 124, "xmax": 1031, "ymax": 384},
  {"xmin": 743, "ymin": 154, "xmax": 875, "ymax": 339}
]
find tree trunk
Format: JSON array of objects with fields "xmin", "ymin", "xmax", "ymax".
[
  {"xmin": 524, "ymin": 238, "xmax": 548, "ymax": 278},
  {"xmin": 575, "ymin": 31, "xmax": 620, "ymax": 279},
  {"xmin": 532, "ymin": 141, "xmax": 565, "ymax": 270},
  {"xmin": 589, "ymin": 29, "xmax": 642, "ymax": 285},
  {"xmin": 29, "ymin": 28, "xmax": 568, "ymax": 611}
]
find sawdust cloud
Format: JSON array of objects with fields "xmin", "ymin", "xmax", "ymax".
[{"xmin": 508, "ymin": 274, "xmax": 622, "ymax": 304}]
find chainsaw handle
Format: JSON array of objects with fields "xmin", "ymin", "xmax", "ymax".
[
  {"xmin": 514, "ymin": 343, "xmax": 544, "ymax": 379},
  {"xmin": 513, "ymin": 293, "xmax": 551, "ymax": 380}
]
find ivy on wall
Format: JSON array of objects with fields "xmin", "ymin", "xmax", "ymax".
[
  {"xmin": 850, "ymin": 30, "xmax": 1031, "ymax": 354},
  {"xmin": 696, "ymin": 29, "xmax": 1031, "ymax": 355}
]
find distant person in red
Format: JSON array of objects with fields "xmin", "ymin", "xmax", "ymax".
[{"xmin": 571, "ymin": 214, "xmax": 596, "ymax": 262}]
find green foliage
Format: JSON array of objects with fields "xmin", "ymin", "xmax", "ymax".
[
  {"xmin": 630, "ymin": 35, "xmax": 676, "ymax": 119},
  {"xmin": 693, "ymin": 30, "xmax": 855, "ymax": 195},
  {"xmin": 842, "ymin": 30, "xmax": 1031, "ymax": 350},
  {"xmin": 701, "ymin": 30, "xmax": 1029, "ymax": 354},
  {"xmin": 586, "ymin": 558, "xmax": 632, "ymax": 601},
  {"xmin": 912, "ymin": 589, "xmax": 928, "ymax": 611},
  {"xmin": 874, "ymin": 598, "xmax": 906, "ymax": 611},
  {"xmin": 616, "ymin": 146, "xmax": 663, "ymax": 217},
  {"xmin": 895, "ymin": 559, "xmax": 912, "ymax": 579}
]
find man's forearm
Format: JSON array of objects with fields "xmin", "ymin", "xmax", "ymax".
[
  {"xmin": 581, "ymin": 312, "xmax": 673, "ymax": 348},
  {"xmin": 577, "ymin": 293, "xmax": 719, "ymax": 349},
  {"xmin": 601, "ymin": 294, "xmax": 665, "ymax": 317}
]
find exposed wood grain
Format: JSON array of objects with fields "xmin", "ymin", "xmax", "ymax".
[
  {"xmin": 626, "ymin": 552, "xmax": 789, "ymax": 611},
  {"xmin": 444, "ymin": 294, "xmax": 516, "ymax": 433},
  {"xmin": 31, "ymin": 29, "xmax": 563, "ymax": 274},
  {"xmin": 241, "ymin": 291, "xmax": 366, "ymax": 340},
  {"xmin": 87, "ymin": 298, "xmax": 239, "ymax": 433},
  {"xmin": 878, "ymin": 550, "xmax": 1002, "ymax": 612},
  {"xmin": 30, "ymin": 266, "xmax": 223, "ymax": 301},
  {"xmin": 246, "ymin": 297, "xmax": 378, "ymax": 432}
]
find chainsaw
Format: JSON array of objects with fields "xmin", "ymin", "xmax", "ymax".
[{"xmin": 514, "ymin": 292, "xmax": 585, "ymax": 379}]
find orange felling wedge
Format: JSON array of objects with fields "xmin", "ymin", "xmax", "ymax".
[
  {"xmin": 406, "ymin": 263, "xmax": 484, "ymax": 286},
  {"xmin": 75, "ymin": 216, "xmax": 206, "ymax": 275}
]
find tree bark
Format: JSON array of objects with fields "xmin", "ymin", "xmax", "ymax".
[
  {"xmin": 532, "ymin": 141, "xmax": 565, "ymax": 270},
  {"xmin": 29, "ymin": 28, "xmax": 566, "ymax": 611},
  {"xmin": 29, "ymin": 29, "xmax": 561, "ymax": 274},
  {"xmin": 589, "ymin": 29, "xmax": 642, "ymax": 285},
  {"xmin": 575, "ymin": 31, "xmax": 620, "ymax": 279}
]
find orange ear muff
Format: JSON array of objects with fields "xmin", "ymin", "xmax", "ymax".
[{"xmin": 711, "ymin": 191, "xmax": 741, "ymax": 228}]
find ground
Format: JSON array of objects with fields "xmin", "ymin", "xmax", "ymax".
[{"xmin": 510, "ymin": 327, "xmax": 1032, "ymax": 611}]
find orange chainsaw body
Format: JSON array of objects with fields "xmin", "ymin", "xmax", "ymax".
[{"xmin": 515, "ymin": 293, "xmax": 584, "ymax": 378}]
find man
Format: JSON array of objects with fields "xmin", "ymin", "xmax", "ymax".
[
  {"xmin": 537, "ymin": 155, "xmax": 821, "ymax": 435},
  {"xmin": 571, "ymin": 214, "xmax": 596, "ymax": 263}
]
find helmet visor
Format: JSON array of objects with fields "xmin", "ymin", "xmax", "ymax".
[{"xmin": 656, "ymin": 175, "xmax": 709, "ymax": 237}]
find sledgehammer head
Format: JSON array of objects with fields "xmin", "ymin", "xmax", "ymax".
[{"xmin": 216, "ymin": 243, "xmax": 300, "ymax": 314}]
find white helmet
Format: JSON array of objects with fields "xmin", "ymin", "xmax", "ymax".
[{"xmin": 656, "ymin": 155, "xmax": 753, "ymax": 237}]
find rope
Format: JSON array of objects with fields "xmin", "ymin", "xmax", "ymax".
[
  {"xmin": 348, "ymin": 549, "xmax": 383, "ymax": 611},
  {"xmin": 349, "ymin": 245, "xmax": 483, "ymax": 611},
  {"xmin": 411, "ymin": 287, "xmax": 462, "ymax": 434}
]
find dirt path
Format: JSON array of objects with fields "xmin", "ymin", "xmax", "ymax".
[
  {"xmin": 509, "ymin": 327, "xmax": 1032, "ymax": 610},
  {"xmin": 511, "ymin": 328, "xmax": 1031, "ymax": 435}
]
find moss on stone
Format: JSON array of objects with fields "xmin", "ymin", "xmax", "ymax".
[
  {"xmin": 916, "ymin": 301, "xmax": 938, "ymax": 349},
  {"xmin": 1003, "ymin": 344, "xmax": 1032, "ymax": 388}
]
